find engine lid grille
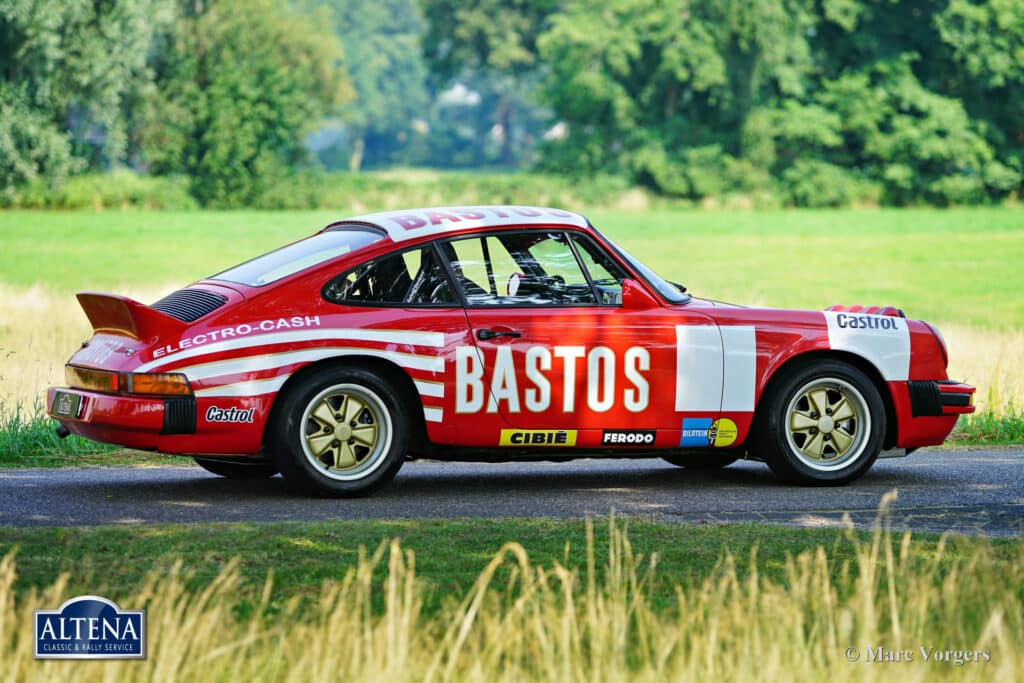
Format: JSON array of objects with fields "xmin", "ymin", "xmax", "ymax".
[{"xmin": 152, "ymin": 288, "xmax": 228, "ymax": 322}]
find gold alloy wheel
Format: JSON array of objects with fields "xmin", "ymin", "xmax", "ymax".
[
  {"xmin": 784, "ymin": 377, "xmax": 870, "ymax": 471},
  {"xmin": 300, "ymin": 384, "xmax": 392, "ymax": 480}
]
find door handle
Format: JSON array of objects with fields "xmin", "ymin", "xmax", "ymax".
[{"xmin": 477, "ymin": 328, "xmax": 522, "ymax": 341}]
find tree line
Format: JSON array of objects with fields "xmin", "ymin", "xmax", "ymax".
[{"xmin": 2, "ymin": 0, "xmax": 1022, "ymax": 207}]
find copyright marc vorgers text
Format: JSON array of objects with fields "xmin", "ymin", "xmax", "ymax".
[{"xmin": 844, "ymin": 646, "xmax": 990, "ymax": 665}]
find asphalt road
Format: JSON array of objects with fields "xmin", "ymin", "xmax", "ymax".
[{"xmin": 1, "ymin": 447, "xmax": 1021, "ymax": 536}]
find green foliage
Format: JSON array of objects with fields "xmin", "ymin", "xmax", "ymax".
[
  {"xmin": 250, "ymin": 169, "xmax": 633, "ymax": 210},
  {"xmin": 421, "ymin": 0, "xmax": 556, "ymax": 168},
  {"xmin": 139, "ymin": 0, "xmax": 353, "ymax": 208},
  {"xmin": 0, "ymin": 403, "xmax": 115, "ymax": 466},
  {"xmin": 536, "ymin": 0, "xmax": 1024, "ymax": 206},
  {"xmin": 781, "ymin": 160, "xmax": 882, "ymax": 208},
  {"xmin": 3, "ymin": 0, "xmax": 1024, "ymax": 206},
  {"xmin": 0, "ymin": 0, "xmax": 172, "ymax": 198},
  {"xmin": 9, "ymin": 170, "xmax": 196, "ymax": 209},
  {"xmin": 953, "ymin": 407, "xmax": 1024, "ymax": 445},
  {"xmin": 299, "ymin": 0, "xmax": 430, "ymax": 171},
  {"xmin": 0, "ymin": 88, "xmax": 80, "ymax": 206}
]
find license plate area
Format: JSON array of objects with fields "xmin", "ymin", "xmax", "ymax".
[{"xmin": 51, "ymin": 390, "xmax": 83, "ymax": 420}]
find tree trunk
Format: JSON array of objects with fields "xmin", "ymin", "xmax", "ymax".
[
  {"xmin": 349, "ymin": 134, "xmax": 365, "ymax": 172},
  {"xmin": 499, "ymin": 97, "xmax": 514, "ymax": 167}
]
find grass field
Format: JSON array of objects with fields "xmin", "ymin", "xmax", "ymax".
[
  {"xmin": 1, "ymin": 515, "xmax": 1020, "ymax": 680},
  {"xmin": 2, "ymin": 208, "xmax": 1022, "ymax": 330},
  {"xmin": 1, "ymin": 208, "xmax": 1021, "ymax": 449}
]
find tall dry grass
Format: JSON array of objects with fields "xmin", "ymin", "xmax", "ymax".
[
  {"xmin": 944, "ymin": 324, "xmax": 1024, "ymax": 415},
  {"xmin": 0, "ymin": 285, "xmax": 171, "ymax": 412},
  {"xmin": 2, "ymin": 285, "xmax": 1021, "ymax": 413},
  {"xmin": 2, "ymin": 509, "xmax": 1021, "ymax": 682}
]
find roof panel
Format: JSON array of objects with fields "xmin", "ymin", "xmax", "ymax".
[{"xmin": 333, "ymin": 205, "xmax": 589, "ymax": 242}]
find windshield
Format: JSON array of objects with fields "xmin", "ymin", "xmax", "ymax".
[
  {"xmin": 212, "ymin": 227, "xmax": 385, "ymax": 287},
  {"xmin": 596, "ymin": 232, "xmax": 691, "ymax": 304}
]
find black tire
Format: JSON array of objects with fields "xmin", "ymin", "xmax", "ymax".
[
  {"xmin": 662, "ymin": 453, "xmax": 739, "ymax": 469},
  {"xmin": 269, "ymin": 366, "xmax": 409, "ymax": 497},
  {"xmin": 193, "ymin": 457, "xmax": 279, "ymax": 479},
  {"xmin": 755, "ymin": 360, "xmax": 884, "ymax": 485}
]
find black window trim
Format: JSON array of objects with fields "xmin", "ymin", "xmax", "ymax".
[
  {"xmin": 320, "ymin": 241, "xmax": 462, "ymax": 309},
  {"xmin": 437, "ymin": 228, "xmax": 621, "ymax": 310}
]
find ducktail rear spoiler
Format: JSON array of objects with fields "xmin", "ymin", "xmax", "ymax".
[{"xmin": 76, "ymin": 292, "xmax": 187, "ymax": 340}]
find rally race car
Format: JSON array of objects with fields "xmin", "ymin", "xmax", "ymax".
[{"xmin": 48, "ymin": 206, "xmax": 975, "ymax": 496}]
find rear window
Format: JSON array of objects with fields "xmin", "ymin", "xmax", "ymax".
[{"xmin": 212, "ymin": 227, "xmax": 385, "ymax": 287}]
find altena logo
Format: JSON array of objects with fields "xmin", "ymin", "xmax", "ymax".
[{"xmin": 35, "ymin": 595, "xmax": 146, "ymax": 659}]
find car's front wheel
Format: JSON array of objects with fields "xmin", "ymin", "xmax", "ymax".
[
  {"xmin": 756, "ymin": 360, "xmax": 884, "ymax": 485},
  {"xmin": 270, "ymin": 366, "xmax": 408, "ymax": 497}
]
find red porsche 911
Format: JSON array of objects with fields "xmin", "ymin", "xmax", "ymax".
[{"xmin": 48, "ymin": 206, "xmax": 974, "ymax": 496}]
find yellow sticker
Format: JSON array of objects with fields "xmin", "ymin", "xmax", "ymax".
[
  {"xmin": 709, "ymin": 418, "xmax": 738, "ymax": 447},
  {"xmin": 499, "ymin": 430, "xmax": 577, "ymax": 447}
]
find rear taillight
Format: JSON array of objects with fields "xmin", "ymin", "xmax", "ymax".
[
  {"xmin": 66, "ymin": 366, "xmax": 121, "ymax": 393},
  {"xmin": 66, "ymin": 365, "xmax": 192, "ymax": 396}
]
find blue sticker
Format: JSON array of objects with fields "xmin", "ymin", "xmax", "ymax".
[
  {"xmin": 35, "ymin": 596, "xmax": 146, "ymax": 659},
  {"xmin": 680, "ymin": 418, "xmax": 713, "ymax": 447}
]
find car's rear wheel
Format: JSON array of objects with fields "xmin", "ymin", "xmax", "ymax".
[
  {"xmin": 270, "ymin": 367, "xmax": 408, "ymax": 497},
  {"xmin": 193, "ymin": 457, "xmax": 279, "ymax": 479},
  {"xmin": 662, "ymin": 453, "xmax": 739, "ymax": 469},
  {"xmin": 756, "ymin": 360, "xmax": 884, "ymax": 485}
]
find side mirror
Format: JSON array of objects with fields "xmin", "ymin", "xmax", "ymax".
[{"xmin": 620, "ymin": 278, "xmax": 659, "ymax": 310}]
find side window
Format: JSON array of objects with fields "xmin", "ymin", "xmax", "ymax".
[
  {"xmin": 323, "ymin": 246, "xmax": 456, "ymax": 306},
  {"xmin": 443, "ymin": 231, "xmax": 598, "ymax": 306},
  {"xmin": 571, "ymin": 234, "xmax": 629, "ymax": 305}
]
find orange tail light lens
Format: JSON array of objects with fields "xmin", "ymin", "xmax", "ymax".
[
  {"xmin": 123, "ymin": 372, "xmax": 192, "ymax": 395},
  {"xmin": 66, "ymin": 365, "xmax": 192, "ymax": 396},
  {"xmin": 66, "ymin": 366, "xmax": 120, "ymax": 393}
]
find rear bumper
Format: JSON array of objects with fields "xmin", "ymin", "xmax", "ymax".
[
  {"xmin": 889, "ymin": 380, "xmax": 975, "ymax": 449},
  {"xmin": 46, "ymin": 387, "xmax": 263, "ymax": 455},
  {"xmin": 907, "ymin": 380, "xmax": 975, "ymax": 417}
]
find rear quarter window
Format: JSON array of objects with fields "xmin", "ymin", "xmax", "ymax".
[{"xmin": 213, "ymin": 227, "xmax": 385, "ymax": 287}]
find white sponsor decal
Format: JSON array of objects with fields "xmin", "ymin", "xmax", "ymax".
[
  {"xmin": 824, "ymin": 312, "xmax": 910, "ymax": 381},
  {"xmin": 602, "ymin": 430, "xmax": 655, "ymax": 445},
  {"xmin": 205, "ymin": 406, "xmax": 255, "ymax": 423},
  {"xmin": 152, "ymin": 316, "xmax": 322, "ymax": 359},
  {"xmin": 139, "ymin": 327, "xmax": 446, "ymax": 372},
  {"xmin": 455, "ymin": 344, "xmax": 650, "ymax": 414},
  {"xmin": 345, "ymin": 205, "xmax": 587, "ymax": 243},
  {"xmin": 675, "ymin": 325, "xmax": 756, "ymax": 413},
  {"xmin": 170, "ymin": 330, "xmax": 448, "ymax": 424}
]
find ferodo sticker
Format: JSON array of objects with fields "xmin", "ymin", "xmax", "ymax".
[
  {"xmin": 500, "ymin": 430, "xmax": 577, "ymax": 446},
  {"xmin": 602, "ymin": 430, "xmax": 655, "ymax": 446},
  {"xmin": 709, "ymin": 418, "xmax": 738, "ymax": 447},
  {"xmin": 680, "ymin": 418, "xmax": 713, "ymax": 447}
]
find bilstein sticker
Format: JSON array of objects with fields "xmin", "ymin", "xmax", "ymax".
[
  {"xmin": 602, "ymin": 430, "xmax": 655, "ymax": 446},
  {"xmin": 680, "ymin": 418, "xmax": 713, "ymax": 447},
  {"xmin": 709, "ymin": 418, "xmax": 738, "ymax": 447},
  {"xmin": 499, "ymin": 430, "xmax": 577, "ymax": 446}
]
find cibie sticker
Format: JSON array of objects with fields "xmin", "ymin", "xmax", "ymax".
[
  {"xmin": 602, "ymin": 430, "xmax": 655, "ymax": 446},
  {"xmin": 679, "ymin": 418, "xmax": 713, "ymax": 447},
  {"xmin": 709, "ymin": 418, "xmax": 738, "ymax": 447},
  {"xmin": 35, "ymin": 596, "xmax": 146, "ymax": 659},
  {"xmin": 499, "ymin": 430, "xmax": 577, "ymax": 447}
]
